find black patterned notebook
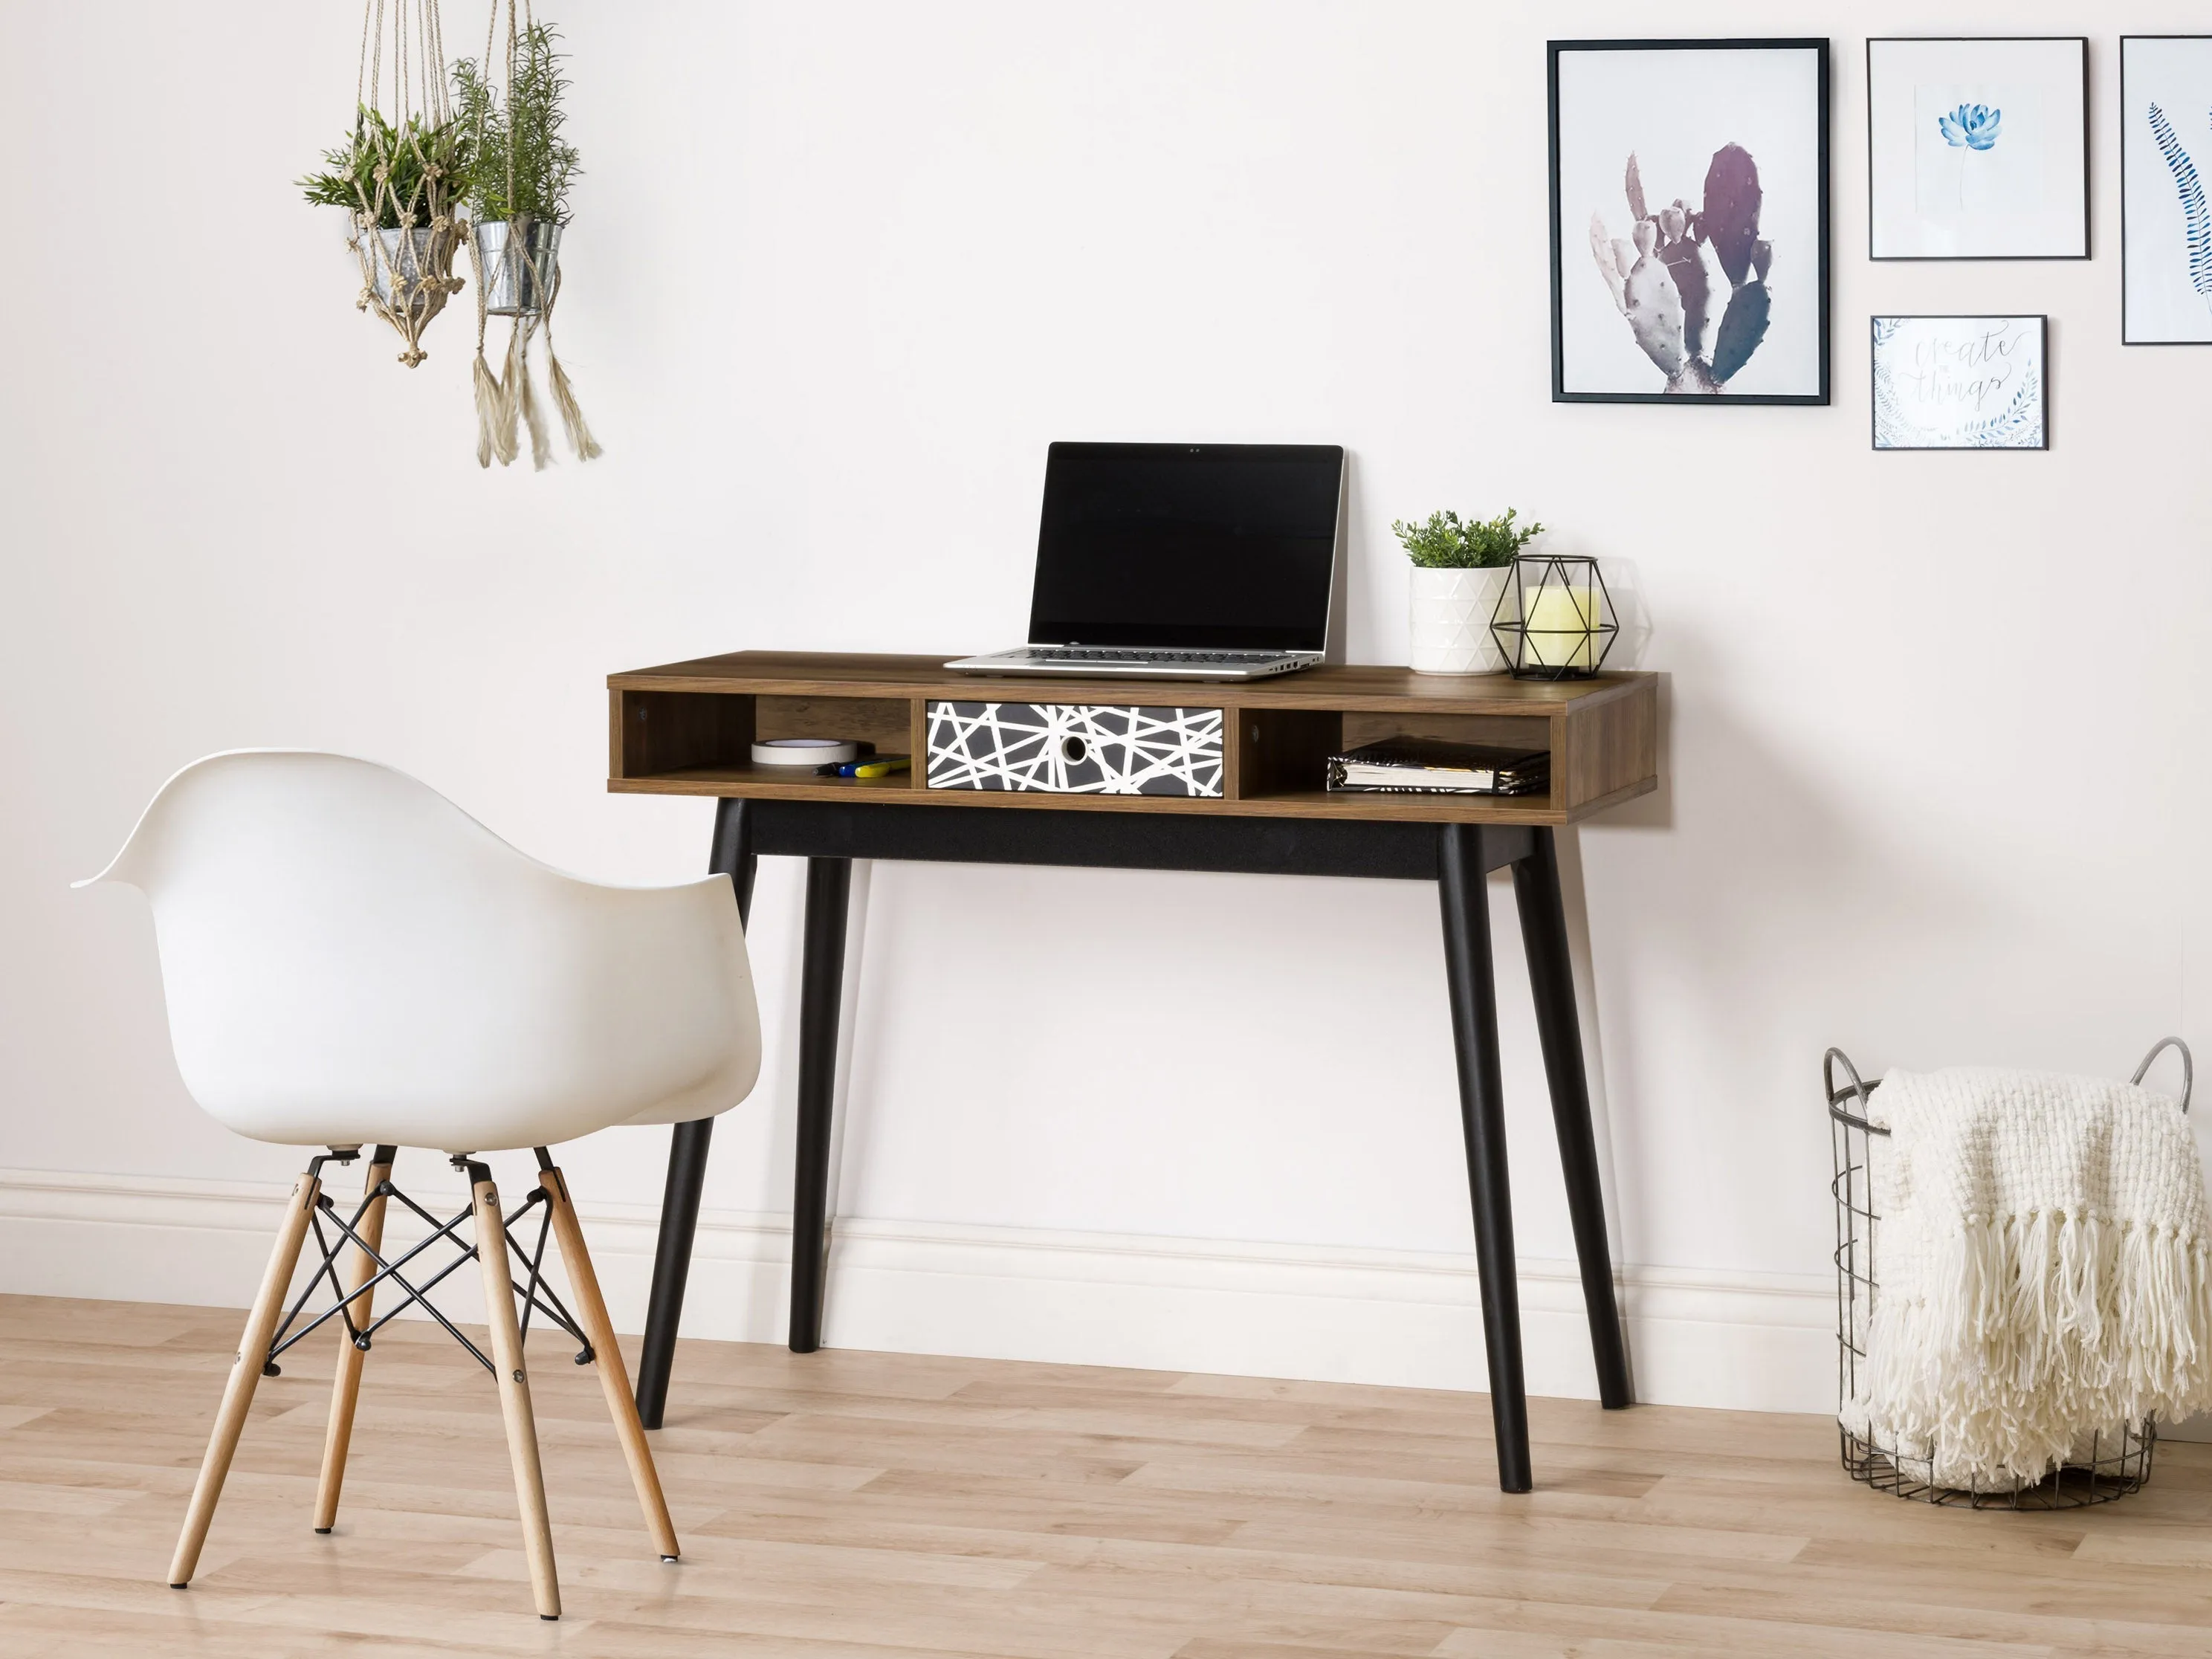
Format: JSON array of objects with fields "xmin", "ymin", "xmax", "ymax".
[{"xmin": 1324, "ymin": 739, "xmax": 1550, "ymax": 795}]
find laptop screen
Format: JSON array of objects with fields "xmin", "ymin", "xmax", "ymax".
[{"xmin": 1027, "ymin": 443, "xmax": 1344, "ymax": 652}]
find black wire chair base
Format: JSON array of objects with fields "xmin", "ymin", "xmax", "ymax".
[{"xmin": 260, "ymin": 1148, "xmax": 594, "ymax": 1380}]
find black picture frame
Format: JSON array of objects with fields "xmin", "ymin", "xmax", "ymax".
[
  {"xmin": 2121, "ymin": 35, "xmax": 2212, "ymax": 346},
  {"xmin": 1865, "ymin": 36, "xmax": 2091, "ymax": 262},
  {"xmin": 1548, "ymin": 38, "xmax": 1831, "ymax": 407},
  {"xmin": 1869, "ymin": 314, "xmax": 2050, "ymax": 451}
]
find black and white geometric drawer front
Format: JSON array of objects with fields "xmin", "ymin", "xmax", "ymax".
[{"xmin": 926, "ymin": 702, "xmax": 1226, "ymax": 797}]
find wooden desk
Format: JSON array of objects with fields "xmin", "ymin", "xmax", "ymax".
[{"xmin": 611, "ymin": 652, "xmax": 1657, "ymax": 1491}]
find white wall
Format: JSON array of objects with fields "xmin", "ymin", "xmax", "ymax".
[{"xmin": 4, "ymin": 1, "xmax": 2209, "ymax": 1414}]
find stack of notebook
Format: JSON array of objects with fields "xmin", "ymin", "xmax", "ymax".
[{"xmin": 1325, "ymin": 738, "xmax": 1550, "ymax": 796}]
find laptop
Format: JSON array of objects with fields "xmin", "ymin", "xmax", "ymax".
[{"xmin": 946, "ymin": 442, "xmax": 1345, "ymax": 682}]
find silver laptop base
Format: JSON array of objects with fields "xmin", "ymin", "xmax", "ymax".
[{"xmin": 945, "ymin": 647, "xmax": 1321, "ymax": 682}]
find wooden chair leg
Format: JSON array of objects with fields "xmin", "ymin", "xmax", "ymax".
[
  {"xmin": 314, "ymin": 1149, "xmax": 394, "ymax": 1533},
  {"xmin": 471, "ymin": 1170, "xmax": 562, "ymax": 1621},
  {"xmin": 169, "ymin": 1168, "xmax": 322, "ymax": 1588},
  {"xmin": 538, "ymin": 1162, "xmax": 681, "ymax": 1560}
]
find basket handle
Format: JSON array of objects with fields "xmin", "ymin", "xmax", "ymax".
[
  {"xmin": 1828, "ymin": 1040, "xmax": 2193, "ymax": 1130},
  {"xmin": 2132, "ymin": 1037, "xmax": 2193, "ymax": 1113},
  {"xmin": 1823, "ymin": 1047, "xmax": 1887, "ymax": 1136}
]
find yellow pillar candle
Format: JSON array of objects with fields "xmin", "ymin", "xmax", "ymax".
[{"xmin": 1521, "ymin": 584, "xmax": 1598, "ymax": 670}]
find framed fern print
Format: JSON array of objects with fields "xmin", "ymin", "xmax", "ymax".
[
  {"xmin": 2122, "ymin": 36, "xmax": 2212, "ymax": 344},
  {"xmin": 1870, "ymin": 317, "xmax": 2047, "ymax": 451},
  {"xmin": 1867, "ymin": 38, "xmax": 2089, "ymax": 259}
]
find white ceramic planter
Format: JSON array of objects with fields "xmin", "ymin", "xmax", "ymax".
[{"xmin": 1407, "ymin": 565, "xmax": 1511, "ymax": 674}]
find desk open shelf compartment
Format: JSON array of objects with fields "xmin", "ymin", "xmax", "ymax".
[
  {"xmin": 612, "ymin": 688, "xmax": 924, "ymax": 793},
  {"xmin": 1232, "ymin": 706, "xmax": 1562, "ymax": 815}
]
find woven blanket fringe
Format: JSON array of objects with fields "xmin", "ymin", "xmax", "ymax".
[{"xmin": 1852, "ymin": 1209, "xmax": 2212, "ymax": 1487}]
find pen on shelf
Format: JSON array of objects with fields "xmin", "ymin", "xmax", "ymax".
[{"xmin": 843, "ymin": 756, "xmax": 911, "ymax": 778}]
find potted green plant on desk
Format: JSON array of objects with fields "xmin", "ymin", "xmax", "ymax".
[{"xmin": 1394, "ymin": 508, "xmax": 1544, "ymax": 674}]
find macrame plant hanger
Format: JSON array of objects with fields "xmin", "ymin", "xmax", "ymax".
[
  {"xmin": 349, "ymin": 0, "xmax": 462, "ymax": 365},
  {"xmin": 465, "ymin": 0, "xmax": 600, "ymax": 468}
]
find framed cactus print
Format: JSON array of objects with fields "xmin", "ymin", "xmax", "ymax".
[
  {"xmin": 2121, "ymin": 36, "xmax": 2212, "ymax": 344},
  {"xmin": 1548, "ymin": 39, "xmax": 1831, "ymax": 405},
  {"xmin": 1866, "ymin": 38, "xmax": 2089, "ymax": 260},
  {"xmin": 1870, "ymin": 316, "xmax": 2047, "ymax": 451}
]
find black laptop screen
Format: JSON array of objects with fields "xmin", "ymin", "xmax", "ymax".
[{"xmin": 1026, "ymin": 443, "xmax": 1344, "ymax": 652}]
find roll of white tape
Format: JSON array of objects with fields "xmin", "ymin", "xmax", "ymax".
[{"xmin": 751, "ymin": 737, "xmax": 861, "ymax": 768}]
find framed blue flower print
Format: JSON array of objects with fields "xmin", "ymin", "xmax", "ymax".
[{"xmin": 1867, "ymin": 38, "xmax": 2089, "ymax": 259}]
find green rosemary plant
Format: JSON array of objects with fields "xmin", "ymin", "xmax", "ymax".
[{"xmin": 452, "ymin": 22, "xmax": 583, "ymax": 224}]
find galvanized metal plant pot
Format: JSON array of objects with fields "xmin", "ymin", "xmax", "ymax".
[
  {"xmin": 475, "ymin": 218, "xmax": 563, "ymax": 316},
  {"xmin": 366, "ymin": 222, "xmax": 459, "ymax": 323}
]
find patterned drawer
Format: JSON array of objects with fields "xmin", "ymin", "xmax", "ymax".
[{"xmin": 926, "ymin": 701, "xmax": 1225, "ymax": 797}]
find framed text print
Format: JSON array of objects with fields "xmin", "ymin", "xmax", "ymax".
[
  {"xmin": 2122, "ymin": 36, "xmax": 2212, "ymax": 344},
  {"xmin": 1870, "ymin": 317, "xmax": 2048, "ymax": 450},
  {"xmin": 1549, "ymin": 39, "xmax": 1830, "ymax": 404},
  {"xmin": 1867, "ymin": 38, "xmax": 2089, "ymax": 259}
]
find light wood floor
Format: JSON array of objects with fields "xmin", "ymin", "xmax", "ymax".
[{"xmin": 2, "ymin": 1293, "xmax": 2210, "ymax": 1657}]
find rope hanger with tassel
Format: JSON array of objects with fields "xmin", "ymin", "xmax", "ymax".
[{"xmin": 462, "ymin": 0, "xmax": 600, "ymax": 468}]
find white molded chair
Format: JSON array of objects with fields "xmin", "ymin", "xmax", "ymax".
[{"xmin": 79, "ymin": 751, "xmax": 761, "ymax": 1620}]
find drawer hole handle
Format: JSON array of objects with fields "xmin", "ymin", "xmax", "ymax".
[{"xmin": 1061, "ymin": 736, "xmax": 1088, "ymax": 764}]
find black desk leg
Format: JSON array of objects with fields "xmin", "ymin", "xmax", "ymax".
[
  {"xmin": 1512, "ymin": 827, "xmax": 1633, "ymax": 1411},
  {"xmin": 636, "ymin": 799, "xmax": 758, "ymax": 1429},
  {"xmin": 789, "ymin": 856, "xmax": 851, "ymax": 1353},
  {"xmin": 1438, "ymin": 824, "xmax": 1533, "ymax": 1493}
]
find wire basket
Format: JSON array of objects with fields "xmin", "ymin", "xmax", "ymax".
[{"xmin": 1825, "ymin": 1038, "xmax": 2193, "ymax": 1509}]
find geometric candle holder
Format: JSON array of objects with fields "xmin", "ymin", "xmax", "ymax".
[{"xmin": 1489, "ymin": 554, "xmax": 1618, "ymax": 680}]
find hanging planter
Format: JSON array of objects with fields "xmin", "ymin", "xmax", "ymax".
[
  {"xmin": 298, "ymin": 5, "xmax": 468, "ymax": 367},
  {"xmin": 453, "ymin": 10, "xmax": 600, "ymax": 468}
]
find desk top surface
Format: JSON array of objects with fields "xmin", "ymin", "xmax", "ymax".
[{"xmin": 612, "ymin": 650, "xmax": 1651, "ymax": 714}]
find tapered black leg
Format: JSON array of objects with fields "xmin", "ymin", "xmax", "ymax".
[
  {"xmin": 636, "ymin": 798, "xmax": 757, "ymax": 1429},
  {"xmin": 636, "ymin": 1121, "xmax": 711, "ymax": 1429},
  {"xmin": 1512, "ymin": 827, "xmax": 1632, "ymax": 1411},
  {"xmin": 1438, "ymin": 824, "xmax": 1531, "ymax": 1493},
  {"xmin": 789, "ymin": 856, "xmax": 851, "ymax": 1353}
]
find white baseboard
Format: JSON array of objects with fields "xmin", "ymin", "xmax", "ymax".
[{"xmin": 0, "ymin": 1165, "xmax": 1835, "ymax": 1413}]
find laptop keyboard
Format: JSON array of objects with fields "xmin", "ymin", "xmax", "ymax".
[{"xmin": 1021, "ymin": 647, "xmax": 1284, "ymax": 664}]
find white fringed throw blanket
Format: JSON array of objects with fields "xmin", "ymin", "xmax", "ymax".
[{"xmin": 1841, "ymin": 1067, "xmax": 2212, "ymax": 1490}]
